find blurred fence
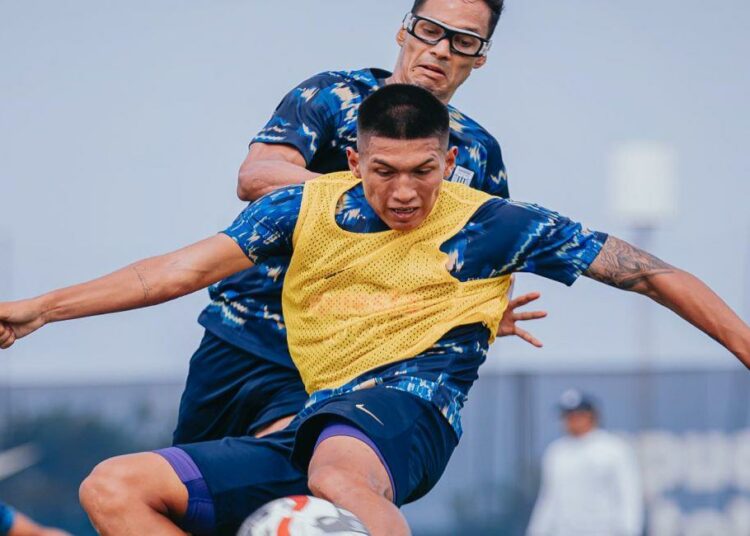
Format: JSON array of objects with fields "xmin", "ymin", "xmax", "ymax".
[{"xmin": 1, "ymin": 367, "xmax": 749, "ymax": 535}]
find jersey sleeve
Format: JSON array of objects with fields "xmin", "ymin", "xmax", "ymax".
[
  {"xmin": 483, "ymin": 136, "xmax": 510, "ymax": 198},
  {"xmin": 477, "ymin": 198, "xmax": 608, "ymax": 285},
  {"xmin": 222, "ymin": 185, "xmax": 303, "ymax": 263},
  {"xmin": 0, "ymin": 502, "xmax": 14, "ymax": 535},
  {"xmin": 251, "ymin": 72, "xmax": 341, "ymax": 165}
]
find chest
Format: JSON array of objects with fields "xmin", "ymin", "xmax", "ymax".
[{"xmin": 552, "ymin": 442, "xmax": 621, "ymax": 486}]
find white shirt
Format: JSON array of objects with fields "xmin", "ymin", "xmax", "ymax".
[{"xmin": 527, "ymin": 429, "xmax": 644, "ymax": 536}]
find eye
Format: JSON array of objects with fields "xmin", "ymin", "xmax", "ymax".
[
  {"xmin": 455, "ymin": 35, "xmax": 480, "ymax": 50},
  {"xmin": 376, "ymin": 168, "xmax": 394, "ymax": 177}
]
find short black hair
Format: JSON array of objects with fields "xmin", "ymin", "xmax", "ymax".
[
  {"xmin": 357, "ymin": 84, "xmax": 449, "ymax": 149},
  {"xmin": 411, "ymin": 0, "xmax": 504, "ymax": 38}
]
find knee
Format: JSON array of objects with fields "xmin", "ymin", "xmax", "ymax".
[
  {"xmin": 79, "ymin": 456, "xmax": 142, "ymax": 518},
  {"xmin": 308, "ymin": 464, "xmax": 349, "ymax": 503},
  {"xmin": 308, "ymin": 464, "xmax": 383, "ymax": 504}
]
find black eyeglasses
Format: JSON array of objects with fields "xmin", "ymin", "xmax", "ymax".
[{"xmin": 402, "ymin": 13, "xmax": 491, "ymax": 57}]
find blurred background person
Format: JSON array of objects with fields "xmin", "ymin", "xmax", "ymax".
[
  {"xmin": 0, "ymin": 501, "xmax": 69, "ymax": 536},
  {"xmin": 527, "ymin": 389, "xmax": 644, "ymax": 536}
]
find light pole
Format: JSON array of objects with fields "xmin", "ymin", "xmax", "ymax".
[{"xmin": 609, "ymin": 141, "xmax": 677, "ymax": 430}]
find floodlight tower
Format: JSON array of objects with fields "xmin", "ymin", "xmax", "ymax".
[{"xmin": 609, "ymin": 141, "xmax": 677, "ymax": 429}]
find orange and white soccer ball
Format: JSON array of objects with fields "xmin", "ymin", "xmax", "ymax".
[{"xmin": 237, "ymin": 495, "xmax": 370, "ymax": 535}]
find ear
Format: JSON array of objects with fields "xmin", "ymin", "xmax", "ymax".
[
  {"xmin": 444, "ymin": 146, "xmax": 458, "ymax": 178},
  {"xmin": 473, "ymin": 55, "xmax": 487, "ymax": 69},
  {"xmin": 346, "ymin": 146, "xmax": 362, "ymax": 178},
  {"xmin": 396, "ymin": 27, "xmax": 406, "ymax": 47}
]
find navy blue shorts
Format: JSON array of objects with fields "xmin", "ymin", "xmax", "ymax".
[
  {"xmin": 292, "ymin": 386, "xmax": 458, "ymax": 506},
  {"xmin": 172, "ymin": 331, "xmax": 308, "ymax": 444},
  {"xmin": 169, "ymin": 387, "xmax": 456, "ymax": 534},
  {"xmin": 174, "ymin": 426, "xmax": 309, "ymax": 536}
]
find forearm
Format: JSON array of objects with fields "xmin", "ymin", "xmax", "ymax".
[
  {"xmin": 642, "ymin": 270, "xmax": 750, "ymax": 365},
  {"xmin": 237, "ymin": 159, "xmax": 320, "ymax": 201},
  {"xmin": 33, "ymin": 235, "xmax": 249, "ymax": 325},
  {"xmin": 39, "ymin": 256, "xmax": 198, "ymax": 324},
  {"xmin": 0, "ymin": 233, "xmax": 252, "ymax": 349},
  {"xmin": 586, "ymin": 236, "xmax": 750, "ymax": 367}
]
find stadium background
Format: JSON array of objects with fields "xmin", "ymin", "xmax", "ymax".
[{"xmin": 1, "ymin": 1, "xmax": 748, "ymax": 534}]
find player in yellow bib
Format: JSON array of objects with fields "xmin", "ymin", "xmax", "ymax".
[{"xmin": 1, "ymin": 85, "xmax": 748, "ymax": 536}]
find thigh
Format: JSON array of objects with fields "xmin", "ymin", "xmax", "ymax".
[
  {"xmin": 176, "ymin": 426, "xmax": 310, "ymax": 536},
  {"xmin": 292, "ymin": 387, "xmax": 458, "ymax": 506},
  {"xmin": 244, "ymin": 362, "xmax": 308, "ymax": 437},
  {"xmin": 173, "ymin": 332, "xmax": 306, "ymax": 443}
]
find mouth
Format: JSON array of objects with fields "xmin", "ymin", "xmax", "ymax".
[
  {"xmin": 418, "ymin": 64, "xmax": 446, "ymax": 78},
  {"xmin": 389, "ymin": 207, "xmax": 420, "ymax": 222}
]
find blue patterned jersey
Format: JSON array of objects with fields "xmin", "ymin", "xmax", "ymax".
[
  {"xmin": 199, "ymin": 68, "xmax": 509, "ymax": 366},
  {"xmin": 223, "ymin": 182, "xmax": 607, "ymax": 438},
  {"xmin": 0, "ymin": 502, "xmax": 14, "ymax": 536}
]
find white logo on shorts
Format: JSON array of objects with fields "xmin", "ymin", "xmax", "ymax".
[
  {"xmin": 355, "ymin": 403, "xmax": 384, "ymax": 426},
  {"xmin": 449, "ymin": 165, "xmax": 475, "ymax": 186}
]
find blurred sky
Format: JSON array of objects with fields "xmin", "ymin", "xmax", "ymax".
[{"xmin": 1, "ymin": 0, "xmax": 749, "ymax": 384}]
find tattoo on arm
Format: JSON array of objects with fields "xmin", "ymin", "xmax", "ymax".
[
  {"xmin": 132, "ymin": 265, "xmax": 152, "ymax": 303},
  {"xmin": 585, "ymin": 236, "xmax": 675, "ymax": 291}
]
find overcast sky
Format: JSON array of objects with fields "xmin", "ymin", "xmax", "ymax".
[{"xmin": 1, "ymin": 0, "xmax": 749, "ymax": 384}]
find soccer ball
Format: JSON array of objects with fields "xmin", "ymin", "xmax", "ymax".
[{"xmin": 237, "ymin": 495, "xmax": 370, "ymax": 535}]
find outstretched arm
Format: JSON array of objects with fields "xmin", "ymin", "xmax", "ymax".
[
  {"xmin": 585, "ymin": 235, "xmax": 750, "ymax": 368},
  {"xmin": 0, "ymin": 234, "xmax": 252, "ymax": 349},
  {"xmin": 9, "ymin": 511, "xmax": 70, "ymax": 536}
]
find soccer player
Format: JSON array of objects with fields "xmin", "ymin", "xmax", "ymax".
[
  {"xmin": 0, "ymin": 502, "xmax": 70, "ymax": 536},
  {"xmin": 175, "ymin": 0, "xmax": 532, "ymax": 446},
  {"xmin": 2, "ymin": 86, "xmax": 748, "ymax": 536}
]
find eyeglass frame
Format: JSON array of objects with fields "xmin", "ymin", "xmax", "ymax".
[{"xmin": 401, "ymin": 12, "xmax": 492, "ymax": 57}]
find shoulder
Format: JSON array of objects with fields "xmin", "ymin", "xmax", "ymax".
[
  {"xmin": 442, "ymin": 181, "xmax": 495, "ymax": 204},
  {"xmin": 252, "ymin": 184, "xmax": 305, "ymax": 215},
  {"xmin": 295, "ymin": 68, "xmax": 380, "ymax": 98},
  {"xmin": 595, "ymin": 430, "xmax": 635, "ymax": 454},
  {"xmin": 543, "ymin": 437, "xmax": 570, "ymax": 461},
  {"xmin": 313, "ymin": 171, "xmax": 358, "ymax": 184},
  {"xmin": 295, "ymin": 69, "xmax": 352, "ymax": 89},
  {"xmin": 468, "ymin": 197, "xmax": 561, "ymax": 226},
  {"xmin": 263, "ymin": 183, "xmax": 305, "ymax": 202},
  {"xmin": 447, "ymin": 105, "xmax": 502, "ymax": 153}
]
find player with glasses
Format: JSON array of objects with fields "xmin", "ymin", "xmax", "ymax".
[{"xmin": 402, "ymin": 12, "xmax": 492, "ymax": 57}]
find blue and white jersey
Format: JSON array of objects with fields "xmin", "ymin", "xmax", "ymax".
[
  {"xmin": 0, "ymin": 502, "xmax": 14, "ymax": 536},
  {"xmin": 223, "ymin": 182, "xmax": 607, "ymax": 438},
  {"xmin": 199, "ymin": 68, "xmax": 509, "ymax": 366}
]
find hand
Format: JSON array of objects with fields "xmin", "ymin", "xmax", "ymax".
[
  {"xmin": 0, "ymin": 298, "xmax": 47, "ymax": 349},
  {"xmin": 497, "ymin": 291, "xmax": 547, "ymax": 347}
]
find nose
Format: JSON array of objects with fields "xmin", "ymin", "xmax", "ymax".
[
  {"xmin": 429, "ymin": 37, "xmax": 452, "ymax": 60},
  {"xmin": 392, "ymin": 176, "xmax": 418, "ymax": 205}
]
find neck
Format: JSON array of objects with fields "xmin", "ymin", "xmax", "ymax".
[{"xmin": 385, "ymin": 67, "xmax": 453, "ymax": 105}]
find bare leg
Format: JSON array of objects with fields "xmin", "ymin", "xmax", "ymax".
[
  {"xmin": 254, "ymin": 414, "xmax": 296, "ymax": 438},
  {"xmin": 308, "ymin": 436, "xmax": 410, "ymax": 536},
  {"xmin": 79, "ymin": 453, "xmax": 189, "ymax": 536}
]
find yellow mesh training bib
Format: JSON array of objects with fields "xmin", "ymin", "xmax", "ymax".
[{"xmin": 283, "ymin": 171, "xmax": 512, "ymax": 393}]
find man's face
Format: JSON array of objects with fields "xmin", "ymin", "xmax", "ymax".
[
  {"xmin": 347, "ymin": 136, "xmax": 457, "ymax": 231},
  {"xmin": 563, "ymin": 411, "xmax": 597, "ymax": 437},
  {"xmin": 394, "ymin": 0, "xmax": 492, "ymax": 103}
]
